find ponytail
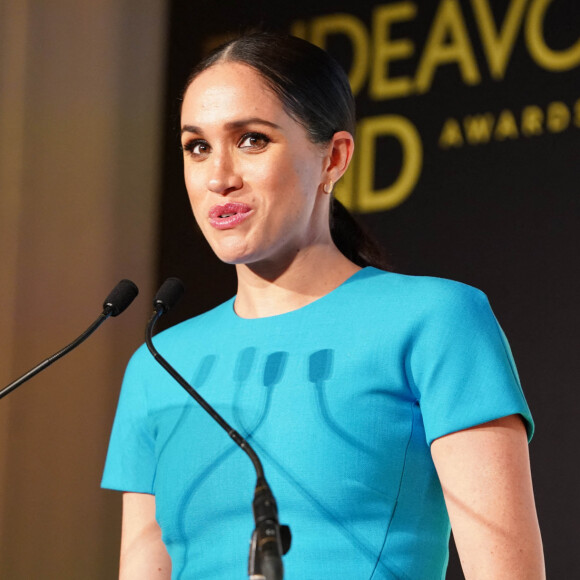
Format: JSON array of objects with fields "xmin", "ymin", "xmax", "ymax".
[{"xmin": 330, "ymin": 199, "xmax": 390, "ymax": 270}]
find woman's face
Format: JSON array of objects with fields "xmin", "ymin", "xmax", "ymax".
[{"xmin": 180, "ymin": 62, "xmax": 332, "ymax": 268}]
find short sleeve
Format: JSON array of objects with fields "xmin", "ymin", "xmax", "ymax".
[
  {"xmin": 101, "ymin": 347, "xmax": 157, "ymax": 493},
  {"xmin": 407, "ymin": 282, "xmax": 533, "ymax": 446}
]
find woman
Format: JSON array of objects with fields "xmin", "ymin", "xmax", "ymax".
[{"xmin": 102, "ymin": 32, "xmax": 544, "ymax": 579}]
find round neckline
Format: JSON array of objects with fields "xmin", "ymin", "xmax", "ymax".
[{"xmin": 228, "ymin": 267, "xmax": 379, "ymax": 321}]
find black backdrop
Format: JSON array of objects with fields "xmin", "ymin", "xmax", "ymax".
[{"xmin": 157, "ymin": 1, "xmax": 580, "ymax": 576}]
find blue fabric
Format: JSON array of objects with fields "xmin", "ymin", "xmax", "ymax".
[{"xmin": 102, "ymin": 267, "xmax": 533, "ymax": 579}]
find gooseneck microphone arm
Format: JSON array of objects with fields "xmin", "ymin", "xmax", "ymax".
[
  {"xmin": 145, "ymin": 279, "xmax": 264, "ymax": 476},
  {"xmin": 145, "ymin": 278, "xmax": 290, "ymax": 580},
  {"xmin": 0, "ymin": 279, "xmax": 139, "ymax": 400}
]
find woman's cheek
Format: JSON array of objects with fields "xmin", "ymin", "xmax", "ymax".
[{"xmin": 185, "ymin": 174, "xmax": 205, "ymax": 209}]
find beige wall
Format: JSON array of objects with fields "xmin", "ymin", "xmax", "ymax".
[{"xmin": 0, "ymin": 1, "xmax": 166, "ymax": 577}]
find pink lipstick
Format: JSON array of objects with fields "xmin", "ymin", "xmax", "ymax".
[{"xmin": 208, "ymin": 202, "xmax": 253, "ymax": 230}]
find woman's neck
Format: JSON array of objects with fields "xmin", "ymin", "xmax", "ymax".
[{"xmin": 233, "ymin": 244, "xmax": 361, "ymax": 319}]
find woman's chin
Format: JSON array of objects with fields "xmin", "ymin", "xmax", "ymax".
[
  {"xmin": 214, "ymin": 248, "xmax": 280, "ymax": 270},
  {"xmin": 211, "ymin": 242, "xmax": 255, "ymax": 266},
  {"xmin": 210, "ymin": 238, "xmax": 298, "ymax": 269}
]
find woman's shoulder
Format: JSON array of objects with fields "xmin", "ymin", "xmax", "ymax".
[
  {"xmin": 327, "ymin": 267, "xmax": 496, "ymax": 338},
  {"xmin": 352, "ymin": 267, "xmax": 489, "ymax": 309}
]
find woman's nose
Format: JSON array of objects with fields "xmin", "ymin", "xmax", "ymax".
[{"xmin": 207, "ymin": 152, "xmax": 243, "ymax": 194}]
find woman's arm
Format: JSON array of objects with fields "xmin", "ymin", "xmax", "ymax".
[
  {"xmin": 119, "ymin": 492, "xmax": 172, "ymax": 579},
  {"xmin": 431, "ymin": 414, "xmax": 545, "ymax": 579}
]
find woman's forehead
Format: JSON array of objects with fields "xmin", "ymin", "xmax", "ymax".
[
  {"xmin": 184, "ymin": 63, "xmax": 272, "ymax": 107},
  {"xmin": 181, "ymin": 62, "xmax": 286, "ymax": 127}
]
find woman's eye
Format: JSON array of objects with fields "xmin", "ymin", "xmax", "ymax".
[
  {"xmin": 239, "ymin": 132, "xmax": 270, "ymax": 150},
  {"xmin": 182, "ymin": 140, "xmax": 210, "ymax": 157}
]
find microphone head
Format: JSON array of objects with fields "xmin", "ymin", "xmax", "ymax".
[
  {"xmin": 154, "ymin": 277, "xmax": 184, "ymax": 313},
  {"xmin": 103, "ymin": 279, "xmax": 139, "ymax": 316}
]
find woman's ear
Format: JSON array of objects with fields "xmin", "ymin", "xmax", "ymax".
[{"xmin": 324, "ymin": 131, "xmax": 355, "ymax": 185}]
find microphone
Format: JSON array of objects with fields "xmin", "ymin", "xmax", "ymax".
[
  {"xmin": 145, "ymin": 278, "xmax": 291, "ymax": 580},
  {"xmin": 103, "ymin": 278, "xmax": 140, "ymax": 316},
  {"xmin": 249, "ymin": 482, "xmax": 291, "ymax": 580},
  {"xmin": 0, "ymin": 279, "xmax": 139, "ymax": 400},
  {"xmin": 153, "ymin": 276, "xmax": 185, "ymax": 313}
]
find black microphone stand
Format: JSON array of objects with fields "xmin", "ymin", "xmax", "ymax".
[
  {"xmin": 145, "ymin": 280, "xmax": 290, "ymax": 580},
  {"xmin": 0, "ymin": 279, "xmax": 138, "ymax": 400}
]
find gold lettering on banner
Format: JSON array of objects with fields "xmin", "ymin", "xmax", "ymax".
[
  {"xmin": 464, "ymin": 113, "xmax": 495, "ymax": 144},
  {"xmin": 521, "ymin": 106, "xmax": 544, "ymax": 136},
  {"xmin": 546, "ymin": 101, "xmax": 571, "ymax": 132},
  {"xmin": 370, "ymin": 2, "xmax": 417, "ymax": 100},
  {"xmin": 526, "ymin": 0, "xmax": 580, "ymax": 71},
  {"xmin": 495, "ymin": 109, "xmax": 519, "ymax": 139},
  {"xmin": 438, "ymin": 99, "xmax": 578, "ymax": 147},
  {"xmin": 356, "ymin": 115, "xmax": 423, "ymax": 211},
  {"xmin": 290, "ymin": 20, "xmax": 308, "ymax": 40},
  {"xmin": 415, "ymin": 0, "xmax": 481, "ymax": 93},
  {"xmin": 294, "ymin": 0, "xmax": 578, "ymax": 101},
  {"xmin": 471, "ymin": 0, "xmax": 529, "ymax": 79},
  {"xmin": 288, "ymin": 1, "xmax": 578, "ymax": 211},
  {"xmin": 309, "ymin": 14, "xmax": 370, "ymax": 96},
  {"xmin": 439, "ymin": 118, "xmax": 465, "ymax": 148}
]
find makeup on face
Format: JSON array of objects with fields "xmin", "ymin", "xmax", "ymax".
[
  {"xmin": 180, "ymin": 62, "xmax": 331, "ymax": 266},
  {"xmin": 208, "ymin": 202, "xmax": 254, "ymax": 230}
]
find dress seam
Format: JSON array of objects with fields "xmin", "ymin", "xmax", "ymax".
[{"xmin": 369, "ymin": 400, "xmax": 417, "ymax": 580}]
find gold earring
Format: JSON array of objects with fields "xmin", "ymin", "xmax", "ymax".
[{"xmin": 323, "ymin": 180, "xmax": 333, "ymax": 194}]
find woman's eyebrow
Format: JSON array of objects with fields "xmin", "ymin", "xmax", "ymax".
[
  {"xmin": 181, "ymin": 124, "xmax": 202, "ymax": 136},
  {"xmin": 225, "ymin": 118, "xmax": 282, "ymax": 131},
  {"xmin": 181, "ymin": 118, "xmax": 282, "ymax": 135}
]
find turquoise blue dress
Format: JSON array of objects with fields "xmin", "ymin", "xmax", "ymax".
[{"xmin": 102, "ymin": 267, "xmax": 533, "ymax": 579}]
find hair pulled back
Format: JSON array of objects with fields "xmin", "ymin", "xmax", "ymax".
[{"xmin": 183, "ymin": 32, "xmax": 389, "ymax": 270}]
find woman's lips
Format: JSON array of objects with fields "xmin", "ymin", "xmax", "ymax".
[{"xmin": 208, "ymin": 202, "xmax": 253, "ymax": 230}]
